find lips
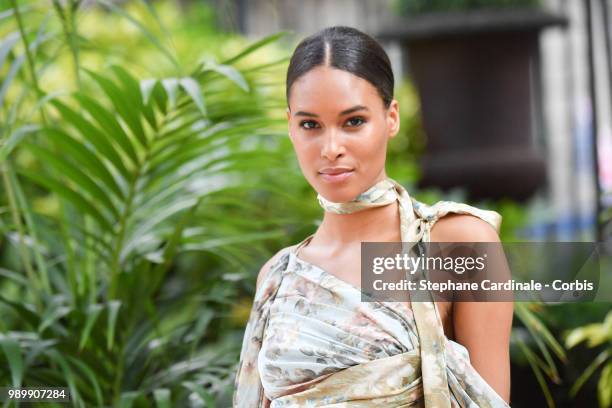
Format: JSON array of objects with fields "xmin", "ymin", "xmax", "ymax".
[{"xmin": 318, "ymin": 167, "xmax": 354, "ymax": 183}]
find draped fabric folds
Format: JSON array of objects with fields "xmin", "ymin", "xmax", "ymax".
[{"xmin": 233, "ymin": 178, "xmax": 509, "ymax": 407}]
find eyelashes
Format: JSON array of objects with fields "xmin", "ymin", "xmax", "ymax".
[
  {"xmin": 299, "ymin": 116, "xmax": 367, "ymax": 130},
  {"xmin": 346, "ymin": 117, "xmax": 365, "ymax": 127}
]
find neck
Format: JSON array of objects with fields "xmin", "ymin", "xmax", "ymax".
[{"xmin": 316, "ymin": 200, "xmax": 401, "ymax": 246}]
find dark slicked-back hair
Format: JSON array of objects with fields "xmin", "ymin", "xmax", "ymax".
[{"xmin": 286, "ymin": 26, "xmax": 394, "ymax": 109}]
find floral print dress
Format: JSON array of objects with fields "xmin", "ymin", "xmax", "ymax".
[{"xmin": 233, "ymin": 178, "xmax": 511, "ymax": 407}]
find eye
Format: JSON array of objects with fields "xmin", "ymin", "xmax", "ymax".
[
  {"xmin": 299, "ymin": 120, "xmax": 319, "ymax": 130},
  {"xmin": 345, "ymin": 116, "xmax": 366, "ymax": 127}
]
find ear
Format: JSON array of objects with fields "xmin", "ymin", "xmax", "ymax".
[
  {"xmin": 386, "ymin": 99, "xmax": 400, "ymax": 139},
  {"xmin": 286, "ymin": 107, "xmax": 292, "ymax": 139}
]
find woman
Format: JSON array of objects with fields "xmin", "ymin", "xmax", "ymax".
[{"xmin": 233, "ymin": 25, "xmax": 513, "ymax": 407}]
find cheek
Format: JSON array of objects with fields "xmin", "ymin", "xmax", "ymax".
[
  {"xmin": 291, "ymin": 137, "xmax": 319, "ymax": 169},
  {"xmin": 351, "ymin": 124, "xmax": 388, "ymax": 166}
]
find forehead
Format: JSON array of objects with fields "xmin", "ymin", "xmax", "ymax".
[{"xmin": 288, "ymin": 65, "xmax": 382, "ymax": 112}]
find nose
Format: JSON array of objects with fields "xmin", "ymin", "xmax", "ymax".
[{"xmin": 321, "ymin": 130, "xmax": 345, "ymax": 161}]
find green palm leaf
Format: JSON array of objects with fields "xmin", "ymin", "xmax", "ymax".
[{"xmin": 1, "ymin": 2, "xmax": 299, "ymax": 406}]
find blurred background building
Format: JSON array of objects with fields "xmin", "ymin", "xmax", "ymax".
[{"xmin": 213, "ymin": 0, "xmax": 612, "ymax": 244}]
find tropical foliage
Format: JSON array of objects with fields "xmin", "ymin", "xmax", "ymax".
[
  {"xmin": 566, "ymin": 310, "xmax": 612, "ymax": 408},
  {"xmin": 0, "ymin": 1, "xmax": 301, "ymax": 406}
]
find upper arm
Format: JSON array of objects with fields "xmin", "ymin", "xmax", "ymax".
[
  {"xmin": 431, "ymin": 214, "xmax": 513, "ymax": 403},
  {"xmin": 454, "ymin": 300, "xmax": 513, "ymax": 403},
  {"xmin": 256, "ymin": 246, "xmax": 295, "ymax": 291}
]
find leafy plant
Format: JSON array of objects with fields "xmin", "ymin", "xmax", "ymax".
[
  {"xmin": 512, "ymin": 303, "xmax": 567, "ymax": 408},
  {"xmin": 0, "ymin": 1, "xmax": 301, "ymax": 406},
  {"xmin": 565, "ymin": 311, "xmax": 612, "ymax": 408}
]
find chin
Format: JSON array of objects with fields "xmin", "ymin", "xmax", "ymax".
[{"xmin": 314, "ymin": 181, "xmax": 362, "ymax": 204}]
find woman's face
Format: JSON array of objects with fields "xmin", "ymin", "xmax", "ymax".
[{"xmin": 287, "ymin": 65, "xmax": 400, "ymax": 203}]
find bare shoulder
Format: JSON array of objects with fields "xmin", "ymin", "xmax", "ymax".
[
  {"xmin": 431, "ymin": 213, "xmax": 500, "ymax": 243},
  {"xmin": 256, "ymin": 245, "xmax": 296, "ymax": 290}
]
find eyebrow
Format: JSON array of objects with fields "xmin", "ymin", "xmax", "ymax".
[{"xmin": 294, "ymin": 105, "xmax": 369, "ymax": 117}]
